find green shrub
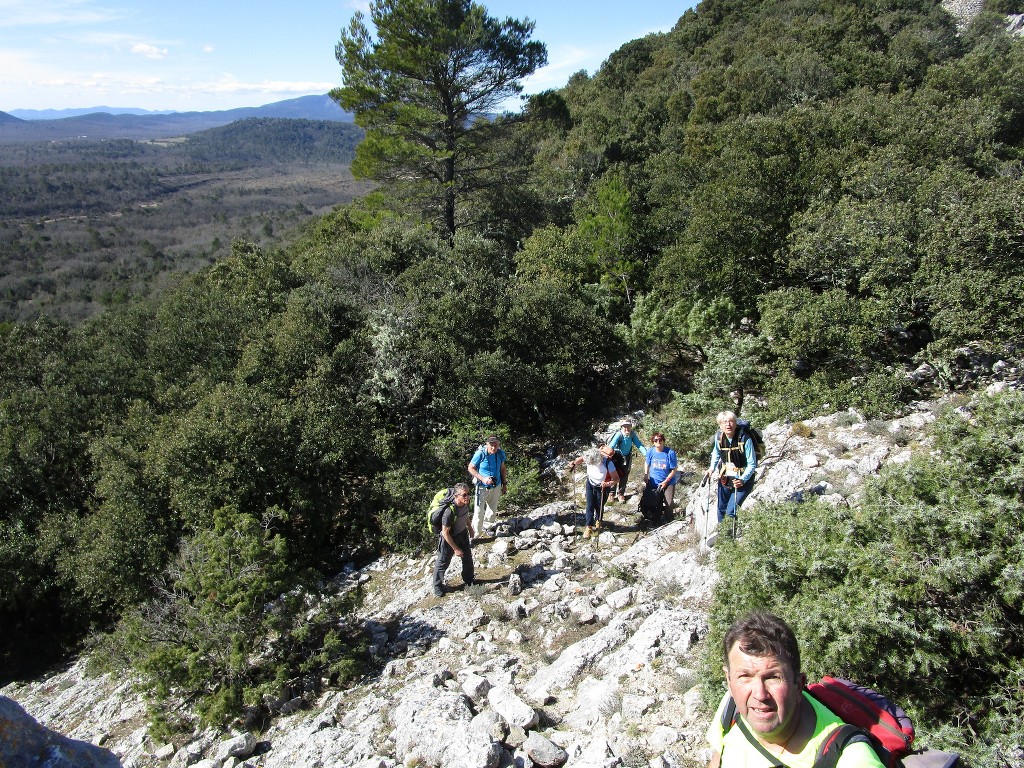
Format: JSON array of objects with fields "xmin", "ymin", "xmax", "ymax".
[
  {"xmin": 95, "ymin": 505, "xmax": 367, "ymax": 729},
  {"xmin": 644, "ymin": 391, "xmax": 735, "ymax": 465},
  {"xmin": 764, "ymin": 369, "xmax": 912, "ymax": 422},
  {"xmin": 703, "ymin": 391, "xmax": 1024, "ymax": 766}
]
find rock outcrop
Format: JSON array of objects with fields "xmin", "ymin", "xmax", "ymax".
[
  {"xmin": 0, "ymin": 695, "xmax": 121, "ymax": 768},
  {"xmin": 0, "ymin": 399, "xmax": 968, "ymax": 768}
]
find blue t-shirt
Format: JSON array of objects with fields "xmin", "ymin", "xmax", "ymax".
[
  {"xmin": 645, "ymin": 446, "xmax": 678, "ymax": 486},
  {"xmin": 471, "ymin": 446, "xmax": 507, "ymax": 484}
]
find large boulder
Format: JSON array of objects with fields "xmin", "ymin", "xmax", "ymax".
[{"xmin": 0, "ymin": 696, "xmax": 120, "ymax": 768}]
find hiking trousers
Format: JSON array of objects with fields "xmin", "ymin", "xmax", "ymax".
[
  {"xmin": 585, "ymin": 481, "xmax": 610, "ymax": 527},
  {"xmin": 613, "ymin": 451, "xmax": 631, "ymax": 497},
  {"xmin": 432, "ymin": 529, "xmax": 474, "ymax": 591},
  {"xmin": 717, "ymin": 477, "xmax": 754, "ymax": 522},
  {"xmin": 473, "ymin": 482, "xmax": 501, "ymax": 536}
]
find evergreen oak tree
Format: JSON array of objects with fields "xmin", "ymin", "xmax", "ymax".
[{"xmin": 331, "ymin": 0, "xmax": 547, "ymax": 242}]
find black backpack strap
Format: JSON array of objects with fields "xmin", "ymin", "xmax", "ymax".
[
  {"xmin": 721, "ymin": 694, "xmax": 791, "ymax": 768},
  {"xmin": 734, "ymin": 714, "xmax": 792, "ymax": 768},
  {"xmin": 812, "ymin": 724, "xmax": 872, "ymax": 768},
  {"xmin": 720, "ymin": 695, "xmax": 869, "ymax": 768}
]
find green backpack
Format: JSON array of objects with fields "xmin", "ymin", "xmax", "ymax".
[{"xmin": 427, "ymin": 488, "xmax": 454, "ymax": 534}]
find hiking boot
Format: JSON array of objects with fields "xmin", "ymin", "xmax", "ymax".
[
  {"xmin": 583, "ymin": 526, "xmax": 593, "ymax": 539},
  {"xmin": 433, "ymin": 585, "xmax": 446, "ymax": 597},
  {"xmin": 616, "ymin": 494, "xmax": 626, "ymax": 504}
]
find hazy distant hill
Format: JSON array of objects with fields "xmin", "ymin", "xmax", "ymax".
[
  {"xmin": 0, "ymin": 94, "xmax": 352, "ymax": 143},
  {"xmin": 9, "ymin": 106, "xmax": 176, "ymax": 119}
]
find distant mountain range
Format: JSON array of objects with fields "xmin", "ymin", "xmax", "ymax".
[{"xmin": 0, "ymin": 94, "xmax": 353, "ymax": 143}]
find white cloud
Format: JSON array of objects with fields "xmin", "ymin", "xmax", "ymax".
[
  {"xmin": 201, "ymin": 77, "xmax": 336, "ymax": 97},
  {"xmin": 131, "ymin": 42, "xmax": 168, "ymax": 59},
  {"xmin": 522, "ymin": 44, "xmax": 595, "ymax": 90},
  {"xmin": 202, "ymin": 44, "xmax": 215, "ymax": 54}
]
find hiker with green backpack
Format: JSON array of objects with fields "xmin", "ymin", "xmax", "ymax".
[
  {"xmin": 705, "ymin": 410, "xmax": 759, "ymax": 530},
  {"xmin": 428, "ymin": 483, "xmax": 475, "ymax": 597},
  {"xmin": 707, "ymin": 611, "xmax": 885, "ymax": 768}
]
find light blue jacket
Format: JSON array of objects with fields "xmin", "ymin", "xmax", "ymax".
[{"xmin": 608, "ymin": 429, "xmax": 645, "ymax": 457}]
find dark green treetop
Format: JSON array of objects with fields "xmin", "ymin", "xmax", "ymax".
[{"xmin": 332, "ymin": 0, "xmax": 548, "ymax": 242}]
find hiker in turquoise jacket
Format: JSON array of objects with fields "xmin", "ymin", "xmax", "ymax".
[
  {"xmin": 707, "ymin": 611, "xmax": 884, "ymax": 768},
  {"xmin": 607, "ymin": 419, "xmax": 645, "ymax": 503},
  {"xmin": 706, "ymin": 410, "xmax": 757, "ymax": 524}
]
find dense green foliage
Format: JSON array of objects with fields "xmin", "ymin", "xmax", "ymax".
[
  {"xmin": 2, "ymin": 0, "xmax": 1023, "ymax": 741},
  {"xmin": 705, "ymin": 392, "xmax": 1024, "ymax": 766}
]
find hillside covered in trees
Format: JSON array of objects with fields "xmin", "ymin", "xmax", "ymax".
[
  {"xmin": 1, "ymin": 0, "xmax": 1022, "ymax": 763},
  {"xmin": 0, "ymin": 118, "xmax": 368, "ymax": 322}
]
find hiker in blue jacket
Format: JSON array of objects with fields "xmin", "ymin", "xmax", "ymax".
[
  {"xmin": 643, "ymin": 431, "xmax": 678, "ymax": 508},
  {"xmin": 706, "ymin": 411, "xmax": 757, "ymax": 525},
  {"xmin": 608, "ymin": 418, "xmax": 645, "ymax": 503},
  {"xmin": 468, "ymin": 435, "xmax": 507, "ymax": 541}
]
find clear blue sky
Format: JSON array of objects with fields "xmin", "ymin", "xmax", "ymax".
[{"xmin": 0, "ymin": 0, "xmax": 694, "ymax": 113}]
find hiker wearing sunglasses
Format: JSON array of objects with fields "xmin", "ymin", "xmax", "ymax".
[
  {"xmin": 642, "ymin": 432, "xmax": 678, "ymax": 508},
  {"xmin": 430, "ymin": 483, "xmax": 475, "ymax": 597}
]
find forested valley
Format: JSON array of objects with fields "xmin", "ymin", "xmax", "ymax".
[
  {"xmin": 0, "ymin": 118, "xmax": 369, "ymax": 321},
  {"xmin": 1, "ymin": 0, "xmax": 1023, "ymax": 763}
]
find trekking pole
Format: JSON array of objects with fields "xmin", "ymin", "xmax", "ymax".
[
  {"xmin": 701, "ymin": 472, "xmax": 711, "ymax": 547},
  {"xmin": 571, "ymin": 467, "xmax": 580, "ymax": 539}
]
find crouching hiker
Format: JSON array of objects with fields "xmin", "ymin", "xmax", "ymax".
[
  {"xmin": 430, "ymin": 483, "xmax": 475, "ymax": 597},
  {"xmin": 705, "ymin": 411, "xmax": 756, "ymax": 531},
  {"xmin": 568, "ymin": 446, "xmax": 619, "ymax": 539},
  {"xmin": 707, "ymin": 611, "xmax": 885, "ymax": 768}
]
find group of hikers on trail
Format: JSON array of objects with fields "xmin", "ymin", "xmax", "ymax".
[
  {"xmin": 429, "ymin": 412, "xmax": 761, "ymax": 594},
  {"xmin": 425, "ymin": 423, "xmax": 960, "ymax": 767}
]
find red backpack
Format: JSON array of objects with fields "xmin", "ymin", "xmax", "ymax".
[{"xmin": 806, "ymin": 677, "xmax": 914, "ymax": 767}]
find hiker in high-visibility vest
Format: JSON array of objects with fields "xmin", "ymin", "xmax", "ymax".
[
  {"xmin": 705, "ymin": 411, "xmax": 757, "ymax": 526},
  {"xmin": 707, "ymin": 611, "xmax": 884, "ymax": 768}
]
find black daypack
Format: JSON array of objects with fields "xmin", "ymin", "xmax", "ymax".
[
  {"xmin": 717, "ymin": 418, "xmax": 766, "ymax": 463},
  {"xmin": 638, "ymin": 482, "xmax": 668, "ymax": 524}
]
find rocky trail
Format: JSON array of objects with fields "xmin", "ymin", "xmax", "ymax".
[{"xmin": 2, "ymin": 402, "xmax": 948, "ymax": 768}]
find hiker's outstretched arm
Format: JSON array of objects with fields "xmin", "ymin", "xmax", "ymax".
[{"xmin": 707, "ymin": 750, "xmax": 721, "ymax": 768}]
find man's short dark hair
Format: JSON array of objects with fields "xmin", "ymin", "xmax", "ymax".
[{"xmin": 723, "ymin": 611, "xmax": 801, "ymax": 677}]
